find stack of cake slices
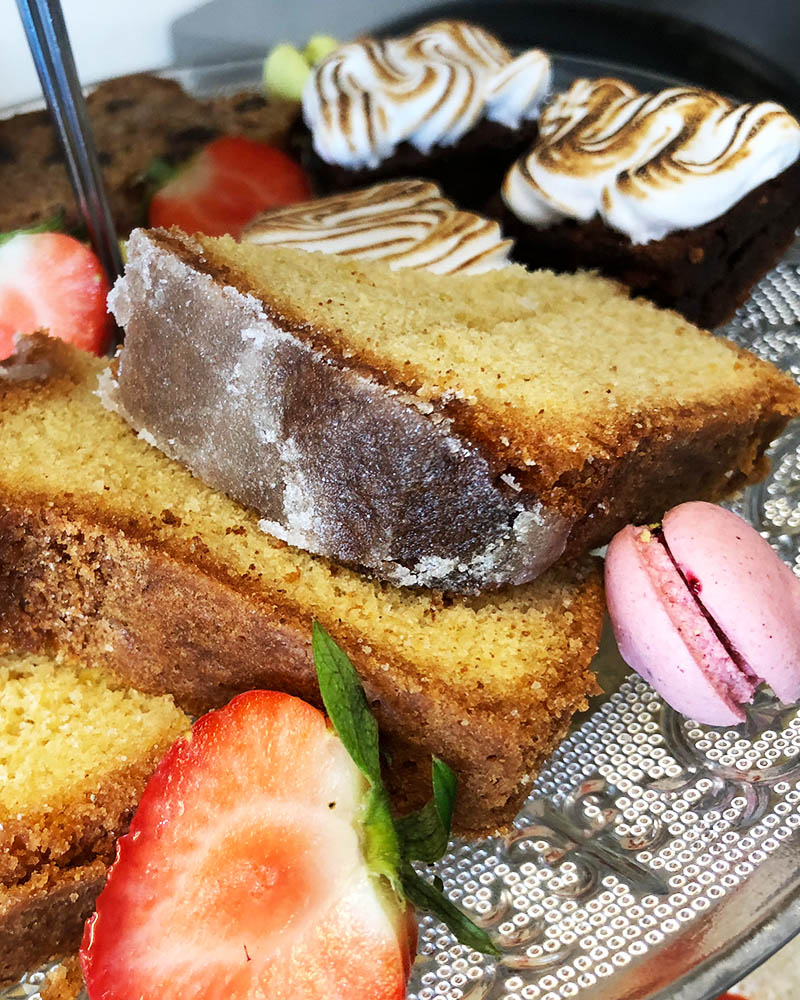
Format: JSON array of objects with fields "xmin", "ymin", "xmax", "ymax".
[{"xmin": 2, "ymin": 203, "xmax": 800, "ymax": 977}]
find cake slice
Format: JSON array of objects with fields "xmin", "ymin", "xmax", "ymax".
[
  {"xmin": 104, "ymin": 228, "xmax": 800, "ymax": 593},
  {"xmin": 0, "ymin": 335, "xmax": 603, "ymax": 837},
  {"xmin": 0, "ymin": 649, "xmax": 188, "ymax": 984},
  {"xmin": 0, "ymin": 73, "xmax": 297, "ymax": 235}
]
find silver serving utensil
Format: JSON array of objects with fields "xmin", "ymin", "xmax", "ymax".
[{"xmin": 16, "ymin": 0, "xmax": 124, "ymax": 355}]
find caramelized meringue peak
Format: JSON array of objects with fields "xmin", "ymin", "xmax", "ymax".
[
  {"xmin": 243, "ymin": 179, "xmax": 514, "ymax": 274},
  {"xmin": 502, "ymin": 77, "xmax": 800, "ymax": 244},
  {"xmin": 302, "ymin": 20, "xmax": 551, "ymax": 169}
]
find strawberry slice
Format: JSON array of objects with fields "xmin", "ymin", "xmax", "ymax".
[
  {"xmin": 80, "ymin": 690, "xmax": 415, "ymax": 1000},
  {"xmin": 148, "ymin": 136, "xmax": 312, "ymax": 238},
  {"xmin": 0, "ymin": 232, "xmax": 112, "ymax": 358}
]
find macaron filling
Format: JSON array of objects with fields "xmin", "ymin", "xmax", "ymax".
[{"xmin": 635, "ymin": 528, "xmax": 759, "ymax": 714}]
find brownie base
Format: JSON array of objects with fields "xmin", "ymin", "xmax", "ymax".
[
  {"xmin": 497, "ymin": 158, "xmax": 800, "ymax": 330},
  {"xmin": 293, "ymin": 115, "xmax": 539, "ymax": 212}
]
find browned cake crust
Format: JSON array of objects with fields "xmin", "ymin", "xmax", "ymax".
[
  {"xmin": 0, "ymin": 74, "xmax": 297, "ymax": 234},
  {"xmin": 499, "ymin": 158, "xmax": 800, "ymax": 330},
  {"xmin": 0, "ymin": 336, "xmax": 605, "ymax": 836},
  {"xmin": 0, "ymin": 753, "xmax": 178, "ymax": 890},
  {"xmin": 0, "ymin": 860, "xmax": 106, "ymax": 986},
  {"xmin": 40, "ymin": 956, "xmax": 85, "ymax": 1000}
]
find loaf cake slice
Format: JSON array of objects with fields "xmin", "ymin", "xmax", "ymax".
[
  {"xmin": 0, "ymin": 648, "xmax": 188, "ymax": 984},
  {"xmin": 0, "ymin": 335, "xmax": 603, "ymax": 837},
  {"xmin": 104, "ymin": 228, "xmax": 800, "ymax": 593}
]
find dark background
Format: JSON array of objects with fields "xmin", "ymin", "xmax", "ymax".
[{"xmin": 172, "ymin": 0, "xmax": 800, "ymax": 111}]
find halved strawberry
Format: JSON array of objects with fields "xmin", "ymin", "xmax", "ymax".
[
  {"xmin": 0, "ymin": 232, "xmax": 112, "ymax": 358},
  {"xmin": 80, "ymin": 690, "xmax": 415, "ymax": 1000},
  {"xmin": 148, "ymin": 136, "xmax": 312, "ymax": 238}
]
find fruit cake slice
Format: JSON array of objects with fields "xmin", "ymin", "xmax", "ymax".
[
  {"xmin": 104, "ymin": 228, "xmax": 800, "ymax": 593},
  {"xmin": 0, "ymin": 649, "xmax": 188, "ymax": 984},
  {"xmin": 0, "ymin": 74, "xmax": 297, "ymax": 234},
  {"xmin": 0, "ymin": 335, "xmax": 603, "ymax": 837}
]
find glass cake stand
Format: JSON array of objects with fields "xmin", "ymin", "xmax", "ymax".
[{"xmin": 5, "ymin": 54, "xmax": 800, "ymax": 1000}]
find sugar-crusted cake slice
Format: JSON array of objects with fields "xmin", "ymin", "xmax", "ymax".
[
  {"xmin": 0, "ymin": 649, "xmax": 188, "ymax": 984},
  {"xmin": 0, "ymin": 335, "xmax": 603, "ymax": 837},
  {"xmin": 105, "ymin": 228, "xmax": 800, "ymax": 593}
]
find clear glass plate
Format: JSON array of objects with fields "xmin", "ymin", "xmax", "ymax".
[{"xmin": 4, "ymin": 54, "xmax": 800, "ymax": 1000}]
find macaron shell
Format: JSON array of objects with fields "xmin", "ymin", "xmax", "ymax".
[
  {"xmin": 663, "ymin": 502, "xmax": 800, "ymax": 703},
  {"xmin": 605, "ymin": 525, "xmax": 745, "ymax": 726}
]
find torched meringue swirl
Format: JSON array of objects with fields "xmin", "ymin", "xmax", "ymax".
[
  {"xmin": 502, "ymin": 78, "xmax": 800, "ymax": 245},
  {"xmin": 243, "ymin": 180, "xmax": 513, "ymax": 274},
  {"xmin": 302, "ymin": 20, "xmax": 551, "ymax": 169}
]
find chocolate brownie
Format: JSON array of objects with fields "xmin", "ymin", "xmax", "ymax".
[{"xmin": 499, "ymin": 78, "xmax": 800, "ymax": 329}]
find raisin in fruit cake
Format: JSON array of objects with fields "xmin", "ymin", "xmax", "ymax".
[
  {"xmin": 104, "ymin": 228, "xmax": 800, "ymax": 594},
  {"xmin": 500, "ymin": 78, "xmax": 800, "ymax": 329},
  {"xmin": 0, "ymin": 649, "xmax": 188, "ymax": 984},
  {"xmin": 0, "ymin": 335, "xmax": 604, "ymax": 837}
]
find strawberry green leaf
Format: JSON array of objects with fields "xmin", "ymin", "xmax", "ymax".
[
  {"xmin": 432, "ymin": 757, "xmax": 457, "ymax": 832},
  {"xmin": 312, "ymin": 620, "xmax": 382, "ymax": 786},
  {"xmin": 396, "ymin": 802, "xmax": 447, "ymax": 863},
  {"xmin": 400, "ymin": 864, "xmax": 500, "ymax": 957},
  {"xmin": 141, "ymin": 156, "xmax": 179, "ymax": 190},
  {"xmin": 396, "ymin": 757, "xmax": 456, "ymax": 863},
  {"xmin": 312, "ymin": 622, "xmax": 497, "ymax": 955},
  {"xmin": 0, "ymin": 211, "xmax": 65, "ymax": 247}
]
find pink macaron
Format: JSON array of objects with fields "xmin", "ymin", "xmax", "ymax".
[{"xmin": 605, "ymin": 501, "xmax": 800, "ymax": 725}]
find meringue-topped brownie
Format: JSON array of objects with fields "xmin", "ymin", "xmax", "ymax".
[
  {"xmin": 296, "ymin": 20, "xmax": 551, "ymax": 210},
  {"xmin": 105, "ymin": 228, "xmax": 799, "ymax": 593},
  {"xmin": 500, "ymin": 78, "xmax": 800, "ymax": 328},
  {"xmin": 242, "ymin": 179, "xmax": 513, "ymax": 273}
]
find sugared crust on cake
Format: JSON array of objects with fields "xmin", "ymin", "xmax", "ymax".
[
  {"xmin": 0, "ymin": 860, "xmax": 106, "ymax": 986},
  {"xmin": 106, "ymin": 228, "xmax": 800, "ymax": 592},
  {"xmin": 40, "ymin": 956, "xmax": 84, "ymax": 1000},
  {"xmin": 0, "ymin": 336, "xmax": 604, "ymax": 835}
]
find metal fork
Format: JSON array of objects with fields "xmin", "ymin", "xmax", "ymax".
[{"xmin": 16, "ymin": 0, "xmax": 124, "ymax": 354}]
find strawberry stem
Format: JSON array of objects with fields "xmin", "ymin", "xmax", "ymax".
[{"xmin": 312, "ymin": 621, "xmax": 500, "ymax": 957}]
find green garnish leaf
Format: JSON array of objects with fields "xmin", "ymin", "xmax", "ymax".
[
  {"xmin": 396, "ymin": 758, "xmax": 457, "ymax": 863},
  {"xmin": 311, "ymin": 622, "xmax": 500, "ymax": 958},
  {"xmin": 312, "ymin": 620, "xmax": 382, "ymax": 785},
  {"xmin": 0, "ymin": 210, "xmax": 66, "ymax": 247},
  {"xmin": 400, "ymin": 864, "xmax": 500, "ymax": 957},
  {"xmin": 141, "ymin": 156, "xmax": 179, "ymax": 190}
]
